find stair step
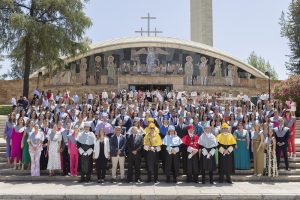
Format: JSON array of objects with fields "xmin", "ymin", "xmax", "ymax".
[
  {"xmin": 0, "ymin": 174, "xmax": 299, "ymax": 182},
  {"xmin": 0, "ymin": 161, "xmax": 299, "ymax": 169},
  {"xmin": 0, "ymin": 168, "xmax": 299, "ymax": 175}
]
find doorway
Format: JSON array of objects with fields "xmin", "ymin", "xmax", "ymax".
[{"xmin": 129, "ymin": 84, "xmax": 173, "ymax": 91}]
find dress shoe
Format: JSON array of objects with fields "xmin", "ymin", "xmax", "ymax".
[
  {"xmin": 127, "ymin": 180, "xmax": 132, "ymax": 183},
  {"xmin": 173, "ymin": 179, "xmax": 178, "ymax": 184},
  {"xmin": 121, "ymin": 179, "xmax": 126, "ymax": 183},
  {"xmin": 186, "ymin": 180, "xmax": 191, "ymax": 183},
  {"xmin": 202, "ymin": 181, "xmax": 205, "ymax": 184},
  {"xmin": 210, "ymin": 180, "xmax": 214, "ymax": 184},
  {"xmin": 146, "ymin": 179, "xmax": 151, "ymax": 183},
  {"xmin": 194, "ymin": 180, "xmax": 199, "ymax": 183},
  {"xmin": 61, "ymin": 173, "xmax": 66, "ymax": 176},
  {"xmin": 226, "ymin": 180, "xmax": 233, "ymax": 184},
  {"xmin": 110, "ymin": 178, "xmax": 115, "ymax": 183},
  {"xmin": 78, "ymin": 179, "xmax": 85, "ymax": 183},
  {"xmin": 154, "ymin": 180, "xmax": 159, "ymax": 183}
]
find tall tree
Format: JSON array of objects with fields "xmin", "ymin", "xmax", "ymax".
[
  {"xmin": 0, "ymin": 0, "xmax": 92, "ymax": 97},
  {"xmin": 0, "ymin": 55, "xmax": 8, "ymax": 80},
  {"xmin": 279, "ymin": 0, "xmax": 300, "ymax": 75},
  {"xmin": 246, "ymin": 51, "xmax": 279, "ymax": 80}
]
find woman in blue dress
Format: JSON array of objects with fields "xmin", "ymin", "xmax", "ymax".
[
  {"xmin": 3, "ymin": 113, "xmax": 16, "ymax": 164},
  {"xmin": 243, "ymin": 115, "xmax": 253, "ymax": 159},
  {"xmin": 233, "ymin": 122, "xmax": 250, "ymax": 169}
]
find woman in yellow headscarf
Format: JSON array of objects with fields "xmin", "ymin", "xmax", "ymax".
[{"xmin": 216, "ymin": 123, "xmax": 236, "ymax": 184}]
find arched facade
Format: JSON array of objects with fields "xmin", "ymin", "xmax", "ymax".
[{"xmin": 38, "ymin": 36, "xmax": 268, "ymax": 91}]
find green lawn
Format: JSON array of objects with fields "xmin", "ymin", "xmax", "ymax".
[{"xmin": 0, "ymin": 106, "xmax": 13, "ymax": 115}]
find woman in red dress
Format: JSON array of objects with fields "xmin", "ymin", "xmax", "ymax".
[{"xmin": 284, "ymin": 110, "xmax": 296, "ymax": 159}]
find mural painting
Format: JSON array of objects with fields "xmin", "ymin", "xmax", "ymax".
[{"xmin": 44, "ymin": 46, "xmax": 256, "ymax": 88}]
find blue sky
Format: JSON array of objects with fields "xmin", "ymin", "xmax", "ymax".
[{"xmin": 0, "ymin": 0, "xmax": 291, "ymax": 80}]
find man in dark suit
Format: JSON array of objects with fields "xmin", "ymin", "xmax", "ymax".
[
  {"xmin": 110, "ymin": 126, "xmax": 127, "ymax": 183},
  {"xmin": 60, "ymin": 121, "xmax": 71, "ymax": 176},
  {"xmin": 175, "ymin": 116, "xmax": 188, "ymax": 174},
  {"xmin": 115, "ymin": 107, "xmax": 131, "ymax": 131},
  {"xmin": 40, "ymin": 120, "xmax": 50, "ymax": 170},
  {"xmin": 126, "ymin": 127, "xmax": 144, "ymax": 183},
  {"xmin": 274, "ymin": 118, "xmax": 291, "ymax": 171}
]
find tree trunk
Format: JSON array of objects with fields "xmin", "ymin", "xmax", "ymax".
[{"xmin": 23, "ymin": 35, "xmax": 31, "ymax": 98}]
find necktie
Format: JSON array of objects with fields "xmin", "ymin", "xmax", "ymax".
[
  {"xmin": 232, "ymin": 107, "xmax": 234, "ymax": 112},
  {"xmin": 122, "ymin": 116, "xmax": 124, "ymax": 120},
  {"xmin": 133, "ymin": 135, "xmax": 136, "ymax": 145},
  {"xmin": 173, "ymin": 118, "xmax": 176, "ymax": 125},
  {"xmin": 180, "ymin": 125, "xmax": 182, "ymax": 130},
  {"xmin": 44, "ymin": 128, "xmax": 47, "ymax": 134}
]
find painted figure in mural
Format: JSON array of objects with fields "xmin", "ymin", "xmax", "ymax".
[
  {"xmin": 107, "ymin": 55, "xmax": 116, "ymax": 85},
  {"xmin": 226, "ymin": 64, "xmax": 234, "ymax": 86},
  {"xmin": 232, "ymin": 65, "xmax": 239, "ymax": 86},
  {"xmin": 63, "ymin": 70, "xmax": 71, "ymax": 84},
  {"xmin": 70, "ymin": 65, "xmax": 76, "ymax": 84},
  {"xmin": 199, "ymin": 57, "xmax": 208, "ymax": 86},
  {"xmin": 185, "ymin": 56, "xmax": 194, "ymax": 85},
  {"xmin": 80, "ymin": 58, "xmax": 87, "ymax": 85},
  {"xmin": 146, "ymin": 47, "xmax": 155, "ymax": 73},
  {"xmin": 136, "ymin": 58, "xmax": 142, "ymax": 73},
  {"xmin": 134, "ymin": 47, "xmax": 169, "ymax": 74},
  {"xmin": 53, "ymin": 72, "xmax": 62, "ymax": 85},
  {"xmin": 212, "ymin": 59, "xmax": 222, "ymax": 86},
  {"xmin": 94, "ymin": 56, "xmax": 102, "ymax": 85}
]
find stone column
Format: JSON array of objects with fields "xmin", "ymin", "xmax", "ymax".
[{"xmin": 190, "ymin": 0, "xmax": 213, "ymax": 46}]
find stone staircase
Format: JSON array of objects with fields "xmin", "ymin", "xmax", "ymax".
[{"xmin": 0, "ymin": 116, "xmax": 300, "ymax": 182}]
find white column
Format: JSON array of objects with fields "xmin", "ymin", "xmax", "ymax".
[{"xmin": 190, "ymin": 0, "xmax": 213, "ymax": 46}]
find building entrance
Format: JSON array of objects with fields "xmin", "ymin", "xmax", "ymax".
[{"xmin": 129, "ymin": 84, "xmax": 173, "ymax": 91}]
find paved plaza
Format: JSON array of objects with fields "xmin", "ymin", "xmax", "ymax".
[{"xmin": 0, "ymin": 181, "xmax": 299, "ymax": 199}]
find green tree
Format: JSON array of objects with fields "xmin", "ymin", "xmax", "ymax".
[
  {"xmin": 246, "ymin": 51, "xmax": 278, "ymax": 80},
  {"xmin": 0, "ymin": 55, "xmax": 8, "ymax": 80},
  {"xmin": 279, "ymin": 0, "xmax": 300, "ymax": 75},
  {"xmin": 0, "ymin": 0, "xmax": 92, "ymax": 97}
]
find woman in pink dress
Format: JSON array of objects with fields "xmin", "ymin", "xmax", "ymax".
[
  {"xmin": 10, "ymin": 118, "xmax": 26, "ymax": 169},
  {"xmin": 68, "ymin": 125, "xmax": 79, "ymax": 176}
]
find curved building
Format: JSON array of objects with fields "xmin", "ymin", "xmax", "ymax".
[{"xmin": 38, "ymin": 36, "xmax": 268, "ymax": 92}]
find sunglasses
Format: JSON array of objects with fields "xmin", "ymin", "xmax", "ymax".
[{"xmin": 150, "ymin": 127, "xmax": 155, "ymax": 129}]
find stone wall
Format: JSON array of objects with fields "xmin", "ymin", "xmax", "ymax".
[
  {"xmin": 0, "ymin": 77, "xmax": 281, "ymax": 104},
  {"xmin": 117, "ymin": 75, "xmax": 184, "ymax": 91}
]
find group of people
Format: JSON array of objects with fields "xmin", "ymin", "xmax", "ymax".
[{"xmin": 3, "ymin": 88, "xmax": 297, "ymax": 184}]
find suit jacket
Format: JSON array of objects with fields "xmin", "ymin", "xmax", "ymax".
[
  {"xmin": 126, "ymin": 134, "xmax": 144, "ymax": 157},
  {"xmin": 40, "ymin": 127, "xmax": 50, "ymax": 144},
  {"xmin": 60, "ymin": 129, "xmax": 72, "ymax": 151},
  {"xmin": 110, "ymin": 134, "xmax": 127, "ymax": 157},
  {"xmin": 274, "ymin": 126, "xmax": 290, "ymax": 148},
  {"xmin": 58, "ymin": 112, "xmax": 69, "ymax": 121},
  {"xmin": 175, "ymin": 124, "xmax": 188, "ymax": 139},
  {"xmin": 185, "ymin": 104, "xmax": 195, "ymax": 112},
  {"xmin": 115, "ymin": 115, "xmax": 131, "ymax": 131},
  {"xmin": 169, "ymin": 117, "xmax": 179, "ymax": 126}
]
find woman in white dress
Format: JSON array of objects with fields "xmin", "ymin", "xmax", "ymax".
[
  {"xmin": 289, "ymin": 98, "xmax": 297, "ymax": 117},
  {"xmin": 47, "ymin": 124, "xmax": 61, "ymax": 177}
]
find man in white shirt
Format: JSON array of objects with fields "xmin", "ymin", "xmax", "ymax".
[
  {"xmin": 11, "ymin": 95, "xmax": 16, "ymax": 107},
  {"xmin": 102, "ymin": 90, "xmax": 108, "ymax": 101},
  {"xmin": 111, "ymin": 91, "xmax": 115, "ymax": 100},
  {"xmin": 33, "ymin": 87, "xmax": 40, "ymax": 97},
  {"xmin": 87, "ymin": 93, "xmax": 93, "ymax": 105},
  {"xmin": 260, "ymin": 92, "xmax": 266, "ymax": 101},
  {"xmin": 243, "ymin": 93, "xmax": 249, "ymax": 102},
  {"xmin": 41, "ymin": 96, "xmax": 49, "ymax": 107},
  {"xmin": 191, "ymin": 91, "xmax": 197, "ymax": 105},
  {"xmin": 73, "ymin": 92, "xmax": 79, "ymax": 103}
]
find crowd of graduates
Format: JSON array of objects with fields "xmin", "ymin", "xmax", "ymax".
[{"xmin": 3, "ymin": 89, "xmax": 296, "ymax": 184}]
